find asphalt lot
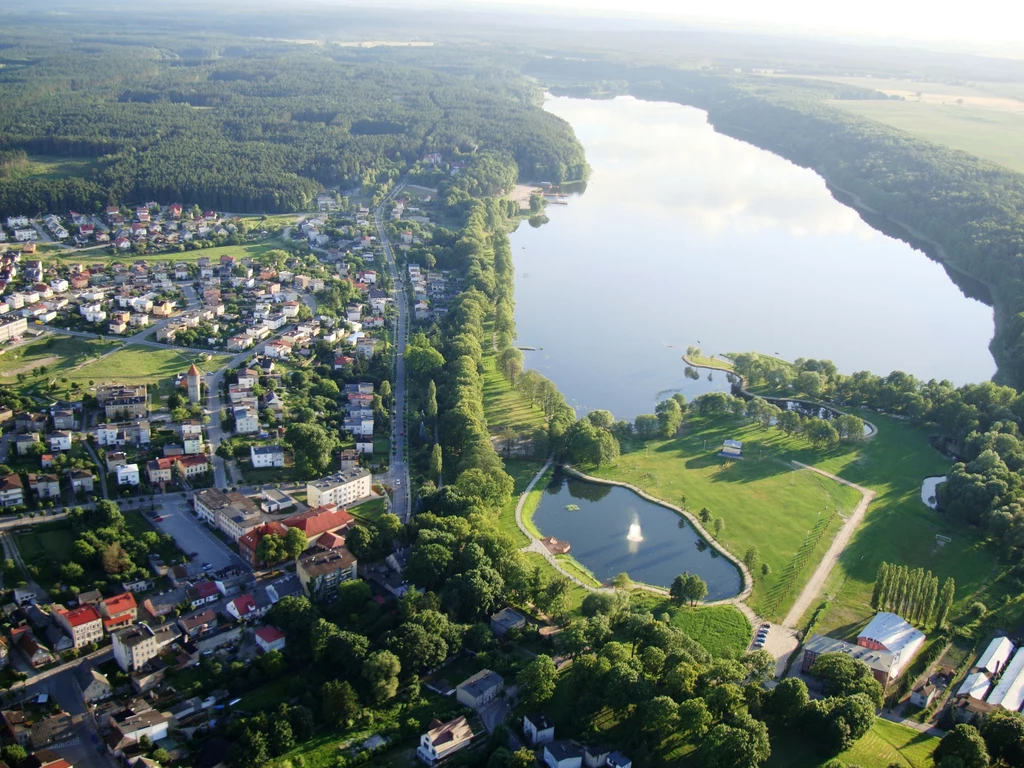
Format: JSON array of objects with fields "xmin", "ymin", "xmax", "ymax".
[{"xmin": 148, "ymin": 492, "xmax": 248, "ymax": 572}]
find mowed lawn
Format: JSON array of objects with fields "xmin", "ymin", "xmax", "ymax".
[
  {"xmin": 781, "ymin": 411, "xmax": 986, "ymax": 639},
  {"xmin": 0, "ymin": 336, "xmax": 119, "ymax": 384},
  {"xmin": 481, "ymin": 338, "xmax": 547, "ymax": 435},
  {"xmin": 498, "ymin": 459, "xmax": 545, "ymax": 547},
  {"xmin": 591, "ymin": 415, "xmax": 863, "ymax": 620},
  {"xmin": 43, "ymin": 240, "xmax": 279, "ymax": 267},
  {"xmin": 67, "ymin": 347, "xmax": 231, "ymax": 401},
  {"xmin": 766, "ymin": 717, "xmax": 939, "ymax": 768}
]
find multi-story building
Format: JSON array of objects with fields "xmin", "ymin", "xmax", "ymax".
[
  {"xmin": 174, "ymin": 454, "xmax": 209, "ymax": 479},
  {"xmin": 146, "ymin": 457, "xmax": 175, "ymax": 485},
  {"xmin": 282, "ymin": 504, "xmax": 354, "ymax": 548},
  {"xmin": 306, "ymin": 468, "xmax": 372, "ymax": 509},
  {"xmin": 111, "ymin": 623, "xmax": 180, "ymax": 672},
  {"xmin": 96, "ymin": 384, "xmax": 149, "ymax": 419},
  {"xmin": 99, "ymin": 593, "xmax": 138, "ymax": 632},
  {"xmin": 116, "ymin": 464, "xmax": 140, "ymax": 486},
  {"xmin": 0, "ymin": 474, "xmax": 24, "ymax": 507},
  {"xmin": 250, "ymin": 445, "xmax": 284, "ymax": 468},
  {"xmin": 296, "ymin": 547, "xmax": 358, "ymax": 598},
  {"xmin": 0, "ymin": 314, "xmax": 28, "ymax": 344},
  {"xmin": 238, "ymin": 522, "xmax": 288, "ymax": 567},
  {"xmin": 53, "ymin": 604, "xmax": 104, "ymax": 648},
  {"xmin": 233, "ymin": 406, "xmax": 259, "ymax": 434}
]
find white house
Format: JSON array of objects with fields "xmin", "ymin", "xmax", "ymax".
[
  {"xmin": 116, "ymin": 464, "xmax": 140, "ymax": 486},
  {"xmin": 251, "ymin": 445, "xmax": 285, "ymax": 468},
  {"xmin": 254, "ymin": 626, "xmax": 286, "ymax": 653},
  {"xmin": 417, "ymin": 716, "xmax": 473, "ymax": 765},
  {"xmin": 543, "ymin": 741, "xmax": 583, "ymax": 768},
  {"xmin": 233, "ymin": 407, "xmax": 259, "ymax": 435},
  {"xmin": 49, "ymin": 431, "xmax": 73, "ymax": 452},
  {"xmin": 523, "ymin": 713, "xmax": 555, "ymax": 746}
]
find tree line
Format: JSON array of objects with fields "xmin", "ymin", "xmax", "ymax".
[{"xmin": 869, "ymin": 562, "xmax": 955, "ymax": 630}]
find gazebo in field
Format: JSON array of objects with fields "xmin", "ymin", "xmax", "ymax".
[{"xmin": 719, "ymin": 439, "xmax": 743, "ymax": 459}]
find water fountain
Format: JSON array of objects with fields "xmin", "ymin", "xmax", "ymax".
[{"xmin": 627, "ymin": 521, "xmax": 644, "ymax": 542}]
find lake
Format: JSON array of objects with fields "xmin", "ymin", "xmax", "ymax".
[
  {"xmin": 532, "ymin": 472, "xmax": 743, "ymax": 596},
  {"xmin": 510, "ymin": 96, "xmax": 996, "ymax": 420}
]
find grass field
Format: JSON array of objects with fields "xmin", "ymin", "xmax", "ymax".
[
  {"xmin": 766, "ymin": 717, "xmax": 939, "ymax": 768},
  {"xmin": 350, "ymin": 497, "xmax": 387, "ymax": 523},
  {"xmin": 590, "ymin": 415, "xmax": 863, "ymax": 619},
  {"xmin": 42, "ymin": 239, "xmax": 280, "ymax": 266},
  {"xmin": 481, "ymin": 327, "xmax": 547, "ymax": 436},
  {"xmin": 669, "ymin": 604, "xmax": 751, "ymax": 658},
  {"xmin": 0, "ymin": 336, "xmax": 119, "ymax": 386},
  {"xmin": 497, "ymin": 459, "xmax": 545, "ymax": 547},
  {"xmin": 830, "ymin": 99, "xmax": 1024, "ymax": 173},
  {"xmin": 67, "ymin": 347, "xmax": 231, "ymax": 401},
  {"xmin": 0, "ymin": 154, "xmax": 97, "ymax": 180},
  {"xmin": 518, "ymin": 464, "xmax": 554, "ymax": 541}
]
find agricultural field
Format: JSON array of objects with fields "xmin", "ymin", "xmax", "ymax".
[
  {"xmin": 830, "ymin": 99, "xmax": 1024, "ymax": 173},
  {"xmin": 591, "ymin": 415, "xmax": 863, "ymax": 620},
  {"xmin": 66, "ymin": 346, "xmax": 231, "ymax": 402}
]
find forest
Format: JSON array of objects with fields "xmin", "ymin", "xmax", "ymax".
[{"xmin": 0, "ymin": 32, "xmax": 587, "ymax": 215}]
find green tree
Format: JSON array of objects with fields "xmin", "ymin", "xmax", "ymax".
[
  {"xmin": 935, "ymin": 577, "xmax": 956, "ymax": 629},
  {"xmin": 405, "ymin": 345, "xmax": 445, "ymax": 382},
  {"xmin": 1, "ymin": 746, "xmax": 27, "ymax": 766},
  {"xmin": 284, "ymin": 527, "xmax": 307, "ymax": 560},
  {"xmin": 322, "ymin": 679, "xmax": 360, "ymax": 728},
  {"xmin": 933, "ymin": 724, "xmax": 990, "ymax": 768},
  {"xmin": 269, "ymin": 719, "xmax": 294, "ymax": 756},
  {"xmin": 429, "ymin": 444, "xmax": 443, "ymax": 482},
  {"xmin": 677, "ymin": 697, "xmax": 713, "ymax": 740},
  {"xmin": 286, "ymin": 422, "xmax": 339, "ymax": 478},
  {"xmin": 362, "ymin": 650, "xmax": 401, "ymax": 704},
  {"xmin": 641, "ymin": 695, "xmax": 678, "ymax": 744},
  {"xmin": 713, "ymin": 517, "xmax": 725, "ymax": 537},
  {"xmin": 697, "ymin": 715, "xmax": 771, "ymax": 768},
  {"xmin": 426, "ymin": 379, "xmax": 438, "ymax": 419},
  {"xmin": 809, "ymin": 653, "xmax": 884, "ymax": 707},
  {"xmin": 743, "ymin": 546, "xmax": 760, "ymax": 573},
  {"xmin": 517, "ymin": 654, "xmax": 557, "ymax": 709},
  {"xmin": 768, "ymin": 677, "xmax": 809, "ymax": 726},
  {"xmin": 981, "ymin": 710, "xmax": 1024, "ymax": 767}
]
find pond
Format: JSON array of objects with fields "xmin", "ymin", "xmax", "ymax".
[
  {"xmin": 531, "ymin": 471, "xmax": 744, "ymax": 597},
  {"xmin": 510, "ymin": 95, "xmax": 996, "ymax": 420}
]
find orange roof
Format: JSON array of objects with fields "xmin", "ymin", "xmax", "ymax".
[
  {"xmin": 59, "ymin": 604, "xmax": 101, "ymax": 628},
  {"xmin": 102, "ymin": 592, "xmax": 137, "ymax": 615},
  {"xmin": 316, "ymin": 531, "xmax": 347, "ymax": 549},
  {"xmin": 187, "ymin": 363, "xmax": 202, "ymax": 377},
  {"xmin": 239, "ymin": 521, "xmax": 288, "ymax": 552},
  {"xmin": 282, "ymin": 505, "xmax": 354, "ymax": 538},
  {"xmin": 176, "ymin": 454, "xmax": 209, "ymax": 467}
]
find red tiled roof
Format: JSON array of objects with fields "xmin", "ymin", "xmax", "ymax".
[
  {"xmin": 239, "ymin": 522, "xmax": 288, "ymax": 553},
  {"xmin": 316, "ymin": 531, "xmax": 347, "ymax": 549},
  {"xmin": 60, "ymin": 604, "xmax": 101, "ymax": 628},
  {"xmin": 282, "ymin": 505, "xmax": 354, "ymax": 538},
  {"xmin": 176, "ymin": 454, "xmax": 209, "ymax": 467},
  {"xmin": 192, "ymin": 581, "xmax": 219, "ymax": 599},
  {"xmin": 102, "ymin": 592, "xmax": 137, "ymax": 615},
  {"xmin": 255, "ymin": 626, "xmax": 284, "ymax": 644},
  {"xmin": 232, "ymin": 594, "xmax": 256, "ymax": 616}
]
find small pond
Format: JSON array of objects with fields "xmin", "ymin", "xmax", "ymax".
[
  {"xmin": 531, "ymin": 471, "xmax": 743, "ymax": 597},
  {"xmin": 921, "ymin": 476, "xmax": 946, "ymax": 509}
]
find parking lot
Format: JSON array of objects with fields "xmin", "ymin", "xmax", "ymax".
[{"xmin": 148, "ymin": 492, "xmax": 248, "ymax": 572}]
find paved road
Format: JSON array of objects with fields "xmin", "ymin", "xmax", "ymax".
[
  {"xmin": 81, "ymin": 440, "xmax": 110, "ymax": 499},
  {"xmin": 374, "ymin": 184, "xmax": 410, "ymax": 521}
]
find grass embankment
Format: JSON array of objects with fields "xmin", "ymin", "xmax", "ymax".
[
  {"xmin": 684, "ymin": 353, "xmax": 735, "ymax": 371},
  {"xmin": 591, "ymin": 415, "xmax": 862, "ymax": 620},
  {"xmin": 67, "ymin": 347, "xmax": 232, "ymax": 401},
  {"xmin": 669, "ymin": 604, "xmax": 751, "ymax": 658},
  {"xmin": 518, "ymin": 464, "xmax": 553, "ymax": 541},
  {"xmin": 498, "ymin": 459, "xmax": 545, "ymax": 547}
]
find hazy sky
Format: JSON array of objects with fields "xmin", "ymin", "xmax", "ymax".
[{"xmin": 460, "ymin": 0, "xmax": 1022, "ymax": 46}]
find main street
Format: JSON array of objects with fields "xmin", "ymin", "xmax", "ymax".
[{"xmin": 375, "ymin": 184, "xmax": 411, "ymax": 521}]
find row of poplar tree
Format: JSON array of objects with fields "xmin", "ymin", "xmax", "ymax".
[{"xmin": 870, "ymin": 562, "xmax": 956, "ymax": 630}]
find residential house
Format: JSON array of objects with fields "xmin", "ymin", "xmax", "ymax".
[
  {"xmin": 99, "ymin": 592, "xmax": 138, "ymax": 632},
  {"xmin": 233, "ymin": 406, "xmax": 259, "ymax": 434},
  {"xmin": 146, "ymin": 457, "xmax": 175, "ymax": 485},
  {"xmin": 305, "ymin": 468, "xmax": 372, "ymax": 508},
  {"xmin": 543, "ymin": 741, "xmax": 584, "ymax": 768},
  {"xmin": 523, "ymin": 712, "xmax": 555, "ymax": 746},
  {"xmin": 29, "ymin": 711, "xmax": 75, "ymax": 750},
  {"xmin": 296, "ymin": 547, "xmax": 358, "ymax": 598},
  {"xmin": 48, "ymin": 431, "xmax": 72, "ymax": 452},
  {"xmin": 11, "ymin": 627, "xmax": 56, "ymax": 667},
  {"xmin": 117, "ymin": 464, "xmax": 140, "ymax": 486},
  {"xmin": 250, "ymin": 444, "xmax": 284, "ymax": 468},
  {"xmin": 68, "ymin": 468, "xmax": 95, "ymax": 493},
  {"xmin": 254, "ymin": 626, "xmax": 286, "ymax": 653},
  {"xmin": 417, "ymin": 716, "xmax": 474, "ymax": 765},
  {"xmin": 0, "ymin": 474, "xmax": 24, "ymax": 507},
  {"xmin": 112, "ymin": 623, "xmax": 180, "ymax": 672},
  {"xmin": 16, "ymin": 434, "xmax": 41, "ymax": 456},
  {"xmin": 75, "ymin": 663, "xmax": 113, "ymax": 703},
  {"xmin": 15, "ymin": 412, "xmax": 47, "ymax": 433},
  {"xmin": 174, "ymin": 454, "xmax": 210, "ymax": 479},
  {"xmin": 28, "ymin": 474, "xmax": 60, "ymax": 500},
  {"xmin": 490, "ymin": 608, "xmax": 526, "ymax": 638},
  {"xmin": 455, "ymin": 669, "xmax": 504, "ymax": 711},
  {"xmin": 52, "ymin": 410, "xmax": 75, "ymax": 430},
  {"xmin": 53, "ymin": 604, "xmax": 104, "ymax": 648},
  {"xmin": 106, "ymin": 708, "xmax": 171, "ymax": 756},
  {"xmin": 185, "ymin": 581, "xmax": 220, "ymax": 610},
  {"xmin": 177, "ymin": 609, "xmax": 218, "ymax": 639},
  {"xmin": 106, "ymin": 452, "xmax": 128, "ymax": 471}
]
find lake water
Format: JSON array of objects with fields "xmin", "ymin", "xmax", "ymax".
[
  {"xmin": 511, "ymin": 96, "xmax": 996, "ymax": 420},
  {"xmin": 532, "ymin": 472, "xmax": 743, "ymax": 596}
]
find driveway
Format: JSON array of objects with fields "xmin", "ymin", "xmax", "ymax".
[{"xmin": 150, "ymin": 492, "xmax": 247, "ymax": 571}]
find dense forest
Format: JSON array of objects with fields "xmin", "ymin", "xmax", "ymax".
[{"xmin": 0, "ymin": 35, "xmax": 586, "ymax": 215}]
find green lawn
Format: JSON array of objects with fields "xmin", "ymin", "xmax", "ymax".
[
  {"xmin": 481, "ymin": 329, "xmax": 547, "ymax": 436},
  {"xmin": 766, "ymin": 717, "xmax": 939, "ymax": 768},
  {"xmin": 350, "ymin": 497, "xmax": 387, "ymax": 523},
  {"xmin": 783, "ymin": 411, "xmax": 990, "ymax": 638},
  {"xmin": 67, "ymin": 347, "xmax": 232, "ymax": 402},
  {"xmin": 590, "ymin": 415, "xmax": 863, "ymax": 619},
  {"xmin": 0, "ymin": 336, "xmax": 120, "ymax": 385},
  {"xmin": 669, "ymin": 604, "xmax": 752, "ymax": 658},
  {"xmin": 43, "ymin": 240, "xmax": 279, "ymax": 266},
  {"xmin": 497, "ymin": 459, "xmax": 545, "ymax": 547},
  {"xmin": 524, "ymin": 552, "xmax": 590, "ymax": 615},
  {"xmin": 518, "ymin": 465, "xmax": 554, "ymax": 541},
  {"xmin": 830, "ymin": 99, "xmax": 1024, "ymax": 174}
]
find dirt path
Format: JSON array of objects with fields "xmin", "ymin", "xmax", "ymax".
[{"xmin": 782, "ymin": 461, "xmax": 876, "ymax": 628}]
